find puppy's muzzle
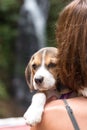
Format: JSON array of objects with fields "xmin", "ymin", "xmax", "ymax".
[{"xmin": 35, "ymin": 76, "xmax": 44, "ymax": 85}]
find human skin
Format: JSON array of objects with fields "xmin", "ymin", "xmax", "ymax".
[{"xmin": 30, "ymin": 97, "xmax": 87, "ymax": 130}]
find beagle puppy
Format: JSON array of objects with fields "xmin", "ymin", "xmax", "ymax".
[
  {"xmin": 23, "ymin": 47, "xmax": 71, "ymax": 126},
  {"xmin": 23, "ymin": 47, "xmax": 87, "ymax": 126}
]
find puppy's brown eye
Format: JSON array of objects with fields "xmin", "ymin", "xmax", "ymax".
[
  {"xmin": 32, "ymin": 64, "xmax": 37, "ymax": 70},
  {"xmin": 47, "ymin": 63, "xmax": 57, "ymax": 68}
]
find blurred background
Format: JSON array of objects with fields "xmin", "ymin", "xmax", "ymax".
[{"xmin": 0, "ymin": 0, "xmax": 70, "ymax": 118}]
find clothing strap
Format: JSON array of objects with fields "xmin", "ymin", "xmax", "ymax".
[
  {"xmin": 60, "ymin": 91, "xmax": 73, "ymax": 99},
  {"xmin": 63, "ymin": 99, "xmax": 80, "ymax": 130}
]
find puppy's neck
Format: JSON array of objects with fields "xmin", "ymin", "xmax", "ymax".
[{"xmin": 44, "ymin": 89, "xmax": 59, "ymax": 99}]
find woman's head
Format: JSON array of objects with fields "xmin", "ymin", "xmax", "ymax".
[{"xmin": 56, "ymin": 0, "xmax": 87, "ymax": 91}]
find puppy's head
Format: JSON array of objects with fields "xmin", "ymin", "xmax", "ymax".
[{"xmin": 25, "ymin": 47, "xmax": 58, "ymax": 91}]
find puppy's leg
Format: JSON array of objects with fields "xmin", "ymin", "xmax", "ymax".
[
  {"xmin": 24, "ymin": 93, "xmax": 46, "ymax": 126},
  {"xmin": 79, "ymin": 88, "xmax": 87, "ymax": 97}
]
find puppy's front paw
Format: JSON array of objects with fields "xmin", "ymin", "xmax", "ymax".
[{"xmin": 24, "ymin": 106, "xmax": 43, "ymax": 126}]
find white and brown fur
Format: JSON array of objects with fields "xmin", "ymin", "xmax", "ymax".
[{"xmin": 24, "ymin": 47, "xmax": 87, "ymax": 126}]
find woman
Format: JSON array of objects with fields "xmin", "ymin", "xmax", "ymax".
[{"xmin": 30, "ymin": 0, "xmax": 87, "ymax": 129}]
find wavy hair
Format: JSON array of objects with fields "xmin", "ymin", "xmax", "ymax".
[{"xmin": 56, "ymin": 0, "xmax": 87, "ymax": 91}]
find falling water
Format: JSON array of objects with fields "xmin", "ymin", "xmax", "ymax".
[{"xmin": 23, "ymin": 0, "xmax": 47, "ymax": 48}]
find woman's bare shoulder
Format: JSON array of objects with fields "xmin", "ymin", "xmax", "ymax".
[
  {"xmin": 30, "ymin": 97, "xmax": 87, "ymax": 130},
  {"xmin": 45, "ymin": 96, "xmax": 87, "ymax": 109}
]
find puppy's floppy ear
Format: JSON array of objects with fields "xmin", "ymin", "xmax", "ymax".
[{"xmin": 25, "ymin": 58, "xmax": 34, "ymax": 92}]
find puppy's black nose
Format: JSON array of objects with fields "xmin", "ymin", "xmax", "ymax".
[{"xmin": 35, "ymin": 76, "xmax": 44, "ymax": 84}]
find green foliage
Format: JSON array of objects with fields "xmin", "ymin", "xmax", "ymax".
[
  {"xmin": 0, "ymin": 0, "xmax": 19, "ymax": 11},
  {"xmin": 0, "ymin": 0, "xmax": 20, "ymax": 94},
  {"xmin": 0, "ymin": 81, "xmax": 9, "ymax": 99},
  {"xmin": 0, "ymin": 1, "xmax": 19, "ymax": 67},
  {"xmin": 47, "ymin": 0, "xmax": 71, "ymax": 46}
]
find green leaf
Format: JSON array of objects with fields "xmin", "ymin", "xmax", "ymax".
[{"xmin": 0, "ymin": 81, "xmax": 9, "ymax": 99}]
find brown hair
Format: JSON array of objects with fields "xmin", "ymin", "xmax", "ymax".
[{"xmin": 56, "ymin": 0, "xmax": 87, "ymax": 91}]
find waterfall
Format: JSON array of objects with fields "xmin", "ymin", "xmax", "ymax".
[{"xmin": 23, "ymin": 0, "xmax": 46, "ymax": 48}]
